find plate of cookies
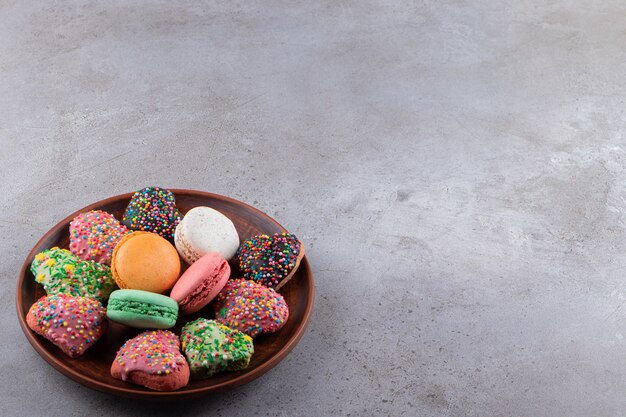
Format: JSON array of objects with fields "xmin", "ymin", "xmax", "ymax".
[{"xmin": 16, "ymin": 187, "xmax": 314, "ymax": 399}]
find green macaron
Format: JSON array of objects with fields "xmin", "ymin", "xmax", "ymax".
[{"xmin": 106, "ymin": 289, "xmax": 179, "ymax": 329}]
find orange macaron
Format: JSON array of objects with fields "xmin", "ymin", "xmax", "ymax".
[{"xmin": 111, "ymin": 231, "xmax": 181, "ymax": 293}]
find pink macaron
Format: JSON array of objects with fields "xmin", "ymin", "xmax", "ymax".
[{"xmin": 169, "ymin": 252, "xmax": 230, "ymax": 314}]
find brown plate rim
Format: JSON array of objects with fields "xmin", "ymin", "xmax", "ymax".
[{"xmin": 15, "ymin": 189, "xmax": 315, "ymax": 399}]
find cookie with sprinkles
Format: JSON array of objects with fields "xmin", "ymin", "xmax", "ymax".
[
  {"xmin": 122, "ymin": 187, "xmax": 182, "ymax": 240},
  {"xmin": 69, "ymin": 210, "xmax": 129, "ymax": 265},
  {"xmin": 30, "ymin": 247, "xmax": 116, "ymax": 303},
  {"xmin": 180, "ymin": 318, "xmax": 254, "ymax": 379},
  {"xmin": 235, "ymin": 232, "xmax": 304, "ymax": 290},
  {"xmin": 111, "ymin": 330, "xmax": 190, "ymax": 391},
  {"xmin": 213, "ymin": 279, "xmax": 289, "ymax": 338},
  {"xmin": 26, "ymin": 294, "xmax": 107, "ymax": 358}
]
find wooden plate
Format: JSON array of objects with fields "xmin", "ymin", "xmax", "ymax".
[{"xmin": 16, "ymin": 190, "xmax": 314, "ymax": 399}]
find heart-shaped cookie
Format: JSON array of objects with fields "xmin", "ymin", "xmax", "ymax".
[
  {"xmin": 69, "ymin": 210, "xmax": 129, "ymax": 265},
  {"xmin": 122, "ymin": 187, "xmax": 183, "ymax": 240},
  {"xmin": 111, "ymin": 330, "xmax": 190, "ymax": 391},
  {"xmin": 235, "ymin": 232, "xmax": 304, "ymax": 289},
  {"xmin": 181, "ymin": 318, "xmax": 254, "ymax": 379},
  {"xmin": 27, "ymin": 294, "xmax": 107, "ymax": 358},
  {"xmin": 31, "ymin": 247, "xmax": 116, "ymax": 303},
  {"xmin": 213, "ymin": 279, "xmax": 289, "ymax": 338}
]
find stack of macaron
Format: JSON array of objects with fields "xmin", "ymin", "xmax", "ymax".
[{"xmin": 26, "ymin": 186, "xmax": 304, "ymax": 391}]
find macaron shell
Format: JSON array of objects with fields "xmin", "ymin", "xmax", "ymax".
[
  {"xmin": 174, "ymin": 207, "xmax": 239, "ymax": 263},
  {"xmin": 111, "ymin": 231, "xmax": 181, "ymax": 293},
  {"xmin": 109, "ymin": 288, "xmax": 180, "ymax": 308},
  {"xmin": 170, "ymin": 252, "xmax": 231, "ymax": 314}
]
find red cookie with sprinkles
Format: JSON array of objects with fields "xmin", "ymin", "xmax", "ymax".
[
  {"xmin": 111, "ymin": 330, "xmax": 190, "ymax": 391},
  {"xmin": 26, "ymin": 293, "xmax": 107, "ymax": 358},
  {"xmin": 213, "ymin": 279, "xmax": 289, "ymax": 338},
  {"xmin": 235, "ymin": 232, "xmax": 304, "ymax": 290},
  {"xmin": 69, "ymin": 210, "xmax": 129, "ymax": 265}
]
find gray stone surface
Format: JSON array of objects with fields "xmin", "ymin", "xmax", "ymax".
[{"xmin": 2, "ymin": 0, "xmax": 626, "ymax": 415}]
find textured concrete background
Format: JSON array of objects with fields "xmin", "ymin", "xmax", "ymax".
[{"xmin": 2, "ymin": 0, "xmax": 626, "ymax": 416}]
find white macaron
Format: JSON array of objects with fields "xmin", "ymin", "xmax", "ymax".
[{"xmin": 174, "ymin": 207, "xmax": 240, "ymax": 264}]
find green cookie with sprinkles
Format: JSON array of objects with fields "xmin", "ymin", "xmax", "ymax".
[
  {"xmin": 122, "ymin": 186, "xmax": 183, "ymax": 240},
  {"xmin": 30, "ymin": 247, "xmax": 116, "ymax": 303},
  {"xmin": 180, "ymin": 318, "xmax": 254, "ymax": 379}
]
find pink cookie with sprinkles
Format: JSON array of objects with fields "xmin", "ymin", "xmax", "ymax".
[
  {"xmin": 235, "ymin": 232, "xmax": 304, "ymax": 290},
  {"xmin": 69, "ymin": 210, "xmax": 129, "ymax": 265},
  {"xmin": 111, "ymin": 330, "xmax": 190, "ymax": 391},
  {"xmin": 213, "ymin": 279, "xmax": 289, "ymax": 338},
  {"xmin": 122, "ymin": 187, "xmax": 183, "ymax": 240},
  {"xmin": 26, "ymin": 293, "xmax": 107, "ymax": 358}
]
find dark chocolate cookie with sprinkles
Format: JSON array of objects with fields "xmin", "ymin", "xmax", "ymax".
[
  {"xmin": 235, "ymin": 232, "xmax": 304, "ymax": 290},
  {"xmin": 122, "ymin": 187, "xmax": 182, "ymax": 240}
]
